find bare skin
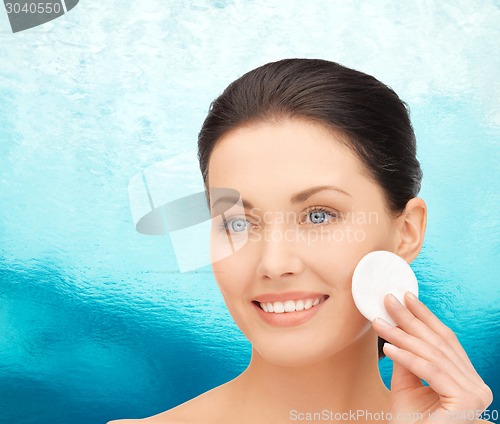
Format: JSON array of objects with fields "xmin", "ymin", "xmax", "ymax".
[{"xmin": 108, "ymin": 119, "xmax": 493, "ymax": 424}]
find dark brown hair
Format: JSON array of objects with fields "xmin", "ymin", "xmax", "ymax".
[{"xmin": 197, "ymin": 58, "xmax": 423, "ymax": 359}]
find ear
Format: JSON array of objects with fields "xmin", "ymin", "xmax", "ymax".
[{"xmin": 395, "ymin": 197, "xmax": 427, "ymax": 262}]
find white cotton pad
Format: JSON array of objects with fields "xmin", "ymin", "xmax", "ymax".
[{"xmin": 351, "ymin": 250, "xmax": 418, "ymax": 326}]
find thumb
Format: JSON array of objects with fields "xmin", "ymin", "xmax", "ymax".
[{"xmin": 390, "ymin": 357, "xmax": 423, "ymax": 393}]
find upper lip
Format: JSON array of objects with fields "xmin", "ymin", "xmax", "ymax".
[{"xmin": 252, "ymin": 291, "xmax": 329, "ymax": 303}]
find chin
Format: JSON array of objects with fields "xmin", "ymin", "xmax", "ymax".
[{"xmin": 254, "ymin": 338, "xmax": 342, "ymax": 368}]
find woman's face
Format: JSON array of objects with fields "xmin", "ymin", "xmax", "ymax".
[{"xmin": 207, "ymin": 118, "xmax": 401, "ymax": 366}]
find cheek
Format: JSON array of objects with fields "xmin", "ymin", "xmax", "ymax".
[
  {"xmin": 211, "ymin": 255, "xmax": 252, "ymax": 298},
  {"xmin": 352, "ymin": 207, "xmax": 397, "ymax": 249},
  {"xmin": 211, "ymin": 256, "xmax": 257, "ymax": 338},
  {"xmin": 302, "ymin": 236, "xmax": 371, "ymax": 341},
  {"xmin": 298, "ymin": 224, "xmax": 369, "ymax": 274},
  {"xmin": 299, "ymin": 218, "xmax": 394, "ymax": 293},
  {"xmin": 320, "ymin": 210, "xmax": 396, "ymax": 255}
]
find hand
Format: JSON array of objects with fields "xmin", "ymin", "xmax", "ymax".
[{"xmin": 372, "ymin": 292, "xmax": 493, "ymax": 424}]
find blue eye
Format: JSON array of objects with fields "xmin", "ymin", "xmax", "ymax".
[
  {"xmin": 305, "ymin": 207, "xmax": 338, "ymax": 225},
  {"xmin": 219, "ymin": 217, "xmax": 250, "ymax": 233}
]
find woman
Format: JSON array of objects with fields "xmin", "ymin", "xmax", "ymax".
[{"xmin": 110, "ymin": 58, "xmax": 493, "ymax": 423}]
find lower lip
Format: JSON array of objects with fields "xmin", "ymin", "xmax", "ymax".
[{"xmin": 252, "ymin": 297, "xmax": 328, "ymax": 327}]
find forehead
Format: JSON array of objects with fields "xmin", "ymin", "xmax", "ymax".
[{"xmin": 207, "ymin": 119, "xmax": 366, "ymax": 189}]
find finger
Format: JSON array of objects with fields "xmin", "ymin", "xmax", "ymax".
[
  {"xmin": 403, "ymin": 292, "xmax": 475, "ymax": 369},
  {"xmin": 373, "ymin": 317, "xmax": 476, "ymax": 390},
  {"xmin": 384, "ymin": 293, "xmax": 478, "ymax": 382},
  {"xmin": 394, "ymin": 294, "xmax": 495, "ymax": 408},
  {"xmin": 382, "ymin": 343, "xmax": 463, "ymax": 398},
  {"xmin": 390, "ymin": 355, "xmax": 423, "ymax": 392},
  {"xmin": 402, "ymin": 292, "xmax": 487, "ymax": 388}
]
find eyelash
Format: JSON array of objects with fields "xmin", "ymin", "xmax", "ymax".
[
  {"xmin": 302, "ymin": 207, "xmax": 339, "ymax": 226},
  {"xmin": 218, "ymin": 207, "xmax": 339, "ymax": 232}
]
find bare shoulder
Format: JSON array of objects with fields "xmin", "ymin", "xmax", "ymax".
[
  {"xmin": 145, "ymin": 383, "xmax": 235, "ymax": 424},
  {"xmin": 106, "ymin": 413, "xmax": 188, "ymax": 424},
  {"xmin": 107, "ymin": 381, "xmax": 237, "ymax": 424}
]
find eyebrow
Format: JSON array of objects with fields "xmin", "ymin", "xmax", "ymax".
[{"xmin": 211, "ymin": 185, "xmax": 351, "ymax": 210}]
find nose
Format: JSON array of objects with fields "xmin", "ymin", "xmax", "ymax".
[{"xmin": 255, "ymin": 221, "xmax": 305, "ymax": 281}]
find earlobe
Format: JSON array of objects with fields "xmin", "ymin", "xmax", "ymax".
[{"xmin": 395, "ymin": 197, "xmax": 427, "ymax": 262}]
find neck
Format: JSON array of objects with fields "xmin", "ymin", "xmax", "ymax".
[{"xmin": 231, "ymin": 329, "xmax": 390, "ymax": 422}]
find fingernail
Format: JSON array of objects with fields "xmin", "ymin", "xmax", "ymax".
[
  {"xmin": 406, "ymin": 291, "xmax": 418, "ymax": 302},
  {"xmin": 383, "ymin": 343, "xmax": 399, "ymax": 353},
  {"xmin": 387, "ymin": 293, "xmax": 402, "ymax": 307},
  {"xmin": 374, "ymin": 317, "xmax": 394, "ymax": 328}
]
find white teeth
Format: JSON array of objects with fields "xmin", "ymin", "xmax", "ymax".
[
  {"xmin": 284, "ymin": 300, "xmax": 295, "ymax": 312},
  {"xmin": 258, "ymin": 296, "xmax": 326, "ymax": 313},
  {"xmin": 273, "ymin": 302, "xmax": 285, "ymax": 313},
  {"xmin": 295, "ymin": 300, "xmax": 304, "ymax": 311}
]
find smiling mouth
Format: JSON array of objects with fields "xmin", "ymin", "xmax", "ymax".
[{"xmin": 252, "ymin": 295, "xmax": 329, "ymax": 314}]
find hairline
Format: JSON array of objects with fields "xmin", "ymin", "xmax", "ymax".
[{"xmin": 204, "ymin": 113, "xmax": 401, "ymax": 218}]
